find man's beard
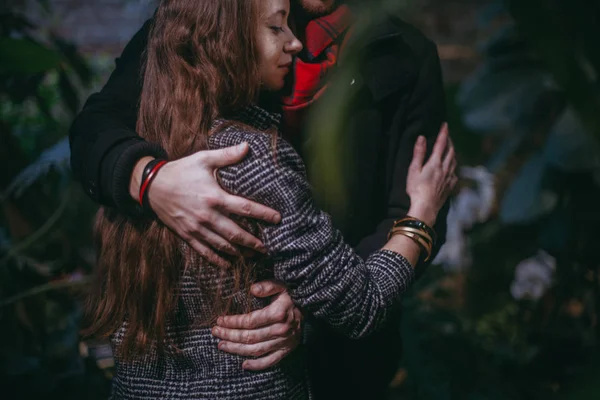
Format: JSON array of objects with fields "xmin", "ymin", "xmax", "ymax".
[{"xmin": 297, "ymin": 0, "xmax": 338, "ymax": 17}]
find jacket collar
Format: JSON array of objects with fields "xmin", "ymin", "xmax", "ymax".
[
  {"xmin": 230, "ymin": 104, "xmax": 282, "ymax": 132},
  {"xmin": 304, "ymin": 4, "xmax": 352, "ymax": 60}
]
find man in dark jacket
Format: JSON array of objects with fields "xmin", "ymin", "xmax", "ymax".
[{"xmin": 70, "ymin": 1, "xmax": 450, "ymax": 398}]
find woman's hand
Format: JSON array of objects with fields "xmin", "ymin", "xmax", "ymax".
[
  {"xmin": 131, "ymin": 143, "xmax": 281, "ymax": 268},
  {"xmin": 406, "ymin": 123, "xmax": 458, "ymax": 227},
  {"xmin": 211, "ymin": 280, "xmax": 302, "ymax": 371}
]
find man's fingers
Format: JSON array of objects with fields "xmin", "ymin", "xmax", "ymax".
[
  {"xmin": 192, "ymin": 225, "xmax": 240, "ymax": 256},
  {"xmin": 251, "ymin": 280, "xmax": 287, "ymax": 298},
  {"xmin": 242, "ymin": 349, "xmax": 290, "ymax": 371},
  {"xmin": 216, "ymin": 303, "xmax": 288, "ymax": 330},
  {"xmin": 186, "ymin": 238, "xmax": 230, "ymax": 268},
  {"xmin": 210, "ymin": 215, "xmax": 266, "ymax": 252},
  {"xmin": 221, "ymin": 194, "xmax": 281, "ymax": 225},
  {"xmin": 217, "ymin": 337, "xmax": 286, "ymax": 358},
  {"xmin": 430, "ymin": 122, "xmax": 449, "ymax": 161},
  {"xmin": 442, "ymin": 140, "xmax": 455, "ymax": 173},
  {"xmin": 201, "ymin": 143, "xmax": 249, "ymax": 168},
  {"xmin": 410, "ymin": 135, "xmax": 427, "ymax": 171},
  {"xmin": 212, "ymin": 322, "xmax": 291, "ymax": 344}
]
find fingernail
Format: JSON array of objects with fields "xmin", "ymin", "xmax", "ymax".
[
  {"xmin": 213, "ymin": 327, "xmax": 220, "ymax": 335},
  {"xmin": 218, "ymin": 342, "xmax": 225, "ymax": 350},
  {"xmin": 242, "ymin": 361, "xmax": 249, "ymax": 369},
  {"xmin": 418, "ymin": 136, "xmax": 425, "ymax": 144},
  {"xmin": 253, "ymin": 284, "xmax": 263, "ymax": 295},
  {"xmin": 272, "ymin": 213, "xmax": 282, "ymax": 224},
  {"xmin": 217, "ymin": 317, "xmax": 223, "ymax": 325}
]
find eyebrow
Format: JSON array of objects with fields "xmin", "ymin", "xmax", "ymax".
[{"xmin": 269, "ymin": 9, "xmax": 287, "ymax": 18}]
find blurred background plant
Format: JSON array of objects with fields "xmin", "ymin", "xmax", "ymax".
[
  {"xmin": 0, "ymin": 1, "xmax": 118, "ymax": 398},
  {"xmin": 385, "ymin": 1, "xmax": 600, "ymax": 399},
  {"xmin": 1, "ymin": 0, "xmax": 599, "ymax": 399}
]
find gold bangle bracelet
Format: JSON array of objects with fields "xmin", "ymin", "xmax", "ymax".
[
  {"xmin": 389, "ymin": 230, "xmax": 432, "ymax": 262},
  {"xmin": 395, "ymin": 232, "xmax": 432, "ymax": 262},
  {"xmin": 392, "ymin": 216, "xmax": 437, "ymax": 244},
  {"xmin": 389, "ymin": 226, "xmax": 433, "ymax": 246}
]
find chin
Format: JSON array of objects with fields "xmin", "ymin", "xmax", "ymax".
[
  {"xmin": 262, "ymin": 82, "xmax": 285, "ymax": 92},
  {"xmin": 263, "ymin": 75, "xmax": 286, "ymax": 92}
]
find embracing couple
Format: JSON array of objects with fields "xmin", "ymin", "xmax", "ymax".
[{"xmin": 70, "ymin": 0, "xmax": 456, "ymax": 399}]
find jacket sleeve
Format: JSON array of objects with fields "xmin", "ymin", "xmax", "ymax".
[
  {"xmin": 215, "ymin": 131, "xmax": 414, "ymax": 339},
  {"xmin": 69, "ymin": 18, "xmax": 167, "ymax": 215},
  {"xmin": 355, "ymin": 38, "xmax": 450, "ymax": 273}
]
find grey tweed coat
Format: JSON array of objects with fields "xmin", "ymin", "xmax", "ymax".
[{"xmin": 110, "ymin": 105, "xmax": 414, "ymax": 399}]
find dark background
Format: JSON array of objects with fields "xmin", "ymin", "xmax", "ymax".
[{"xmin": 1, "ymin": 0, "xmax": 599, "ymax": 399}]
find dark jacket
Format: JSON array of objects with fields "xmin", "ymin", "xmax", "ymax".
[{"xmin": 69, "ymin": 14, "xmax": 448, "ymax": 400}]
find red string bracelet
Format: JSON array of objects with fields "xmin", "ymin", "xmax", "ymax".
[{"xmin": 138, "ymin": 160, "xmax": 168, "ymax": 207}]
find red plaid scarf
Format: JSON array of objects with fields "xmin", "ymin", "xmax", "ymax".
[{"xmin": 281, "ymin": 5, "xmax": 352, "ymax": 137}]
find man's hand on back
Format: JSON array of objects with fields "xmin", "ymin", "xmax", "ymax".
[
  {"xmin": 130, "ymin": 143, "xmax": 281, "ymax": 267},
  {"xmin": 212, "ymin": 280, "xmax": 303, "ymax": 371}
]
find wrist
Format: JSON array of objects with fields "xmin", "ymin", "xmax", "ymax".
[
  {"xmin": 129, "ymin": 156, "xmax": 155, "ymax": 202},
  {"xmin": 384, "ymin": 234, "xmax": 420, "ymax": 268},
  {"xmin": 407, "ymin": 204, "xmax": 437, "ymax": 228}
]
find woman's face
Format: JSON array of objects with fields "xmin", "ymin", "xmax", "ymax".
[{"xmin": 257, "ymin": 0, "xmax": 302, "ymax": 91}]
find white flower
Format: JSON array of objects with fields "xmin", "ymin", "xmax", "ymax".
[
  {"xmin": 509, "ymin": 250, "xmax": 556, "ymax": 301},
  {"xmin": 434, "ymin": 166, "xmax": 496, "ymax": 270}
]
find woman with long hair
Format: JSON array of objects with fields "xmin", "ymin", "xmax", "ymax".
[{"xmin": 85, "ymin": 0, "xmax": 457, "ymax": 398}]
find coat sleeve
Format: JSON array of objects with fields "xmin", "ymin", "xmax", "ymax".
[
  {"xmin": 355, "ymin": 38, "xmax": 450, "ymax": 273},
  {"xmin": 214, "ymin": 131, "xmax": 414, "ymax": 339},
  {"xmin": 69, "ymin": 18, "xmax": 167, "ymax": 215}
]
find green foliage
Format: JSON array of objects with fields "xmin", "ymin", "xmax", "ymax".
[
  {"xmin": 0, "ymin": 38, "xmax": 62, "ymax": 75},
  {"xmin": 0, "ymin": 4, "xmax": 107, "ymax": 398},
  {"xmin": 389, "ymin": 1, "xmax": 600, "ymax": 399}
]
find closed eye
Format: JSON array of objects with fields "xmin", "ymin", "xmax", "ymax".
[{"xmin": 270, "ymin": 26, "xmax": 285, "ymax": 34}]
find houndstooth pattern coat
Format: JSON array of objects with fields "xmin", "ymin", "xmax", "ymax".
[{"xmin": 110, "ymin": 105, "xmax": 414, "ymax": 399}]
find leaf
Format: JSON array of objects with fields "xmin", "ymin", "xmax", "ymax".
[
  {"xmin": 486, "ymin": 134, "xmax": 525, "ymax": 173},
  {"xmin": 538, "ymin": 210, "xmax": 572, "ymax": 255},
  {"xmin": 51, "ymin": 35, "xmax": 93, "ymax": 85},
  {"xmin": 499, "ymin": 153, "xmax": 558, "ymax": 224},
  {"xmin": 0, "ymin": 228, "xmax": 10, "ymax": 250},
  {"xmin": 4, "ymin": 137, "xmax": 70, "ymax": 199},
  {"xmin": 508, "ymin": 0, "xmax": 600, "ymax": 142},
  {"xmin": 0, "ymin": 13, "xmax": 36, "ymax": 36},
  {"xmin": 58, "ymin": 68, "xmax": 79, "ymax": 115},
  {"xmin": 457, "ymin": 65, "xmax": 552, "ymax": 134},
  {"xmin": 457, "ymin": 22, "xmax": 558, "ymax": 136},
  {"xmin": 477, "ymin": 0, "xmax": 508, "ymax": 28},
  {"xmin": 543, "ymin": 108, "xmax": 600, "ymax": 172},
  {"xmin": 0, "ymin": 277, "xmax": 91, "ymax": 307},
  {"xmin": 479, "ymin": 24, "xmax": 529, "ymax": 60},
  {"xmin": 0, "ymin": 38, "xmax": 61, "ymax": 75},
  {"xmin": 1, "ymin": 73, "xmax": 46, "ymax": 104}
]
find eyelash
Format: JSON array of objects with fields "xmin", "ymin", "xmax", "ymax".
[{"xmin": 270, "ymin": 26, "xmax": 285, "ymax": 34}]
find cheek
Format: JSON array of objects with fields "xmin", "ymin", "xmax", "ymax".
[
  {"xmin": 264, "ymin": 41, "xmax": 281, "ymax": 66},
  {"xmin": 259, "ymin": 42, "xmax": 282, "ymax": 75}
]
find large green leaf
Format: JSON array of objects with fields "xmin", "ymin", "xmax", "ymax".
[
  {"xmin": 0, "ymin": 38, "xmax": 61, "ymax": 75},
  {"xmin": 508, "ymin": 0, "xmax": 600, "ymax": 142},
  {"xmin": 499, "ymin": 153, "xmax": 557, "ymax": 224},
  {"xmin": 4, "ymin": 137, "xmax": 70, "ymax": 199},
  {"xmin": 457, "ymin": 59, "xmax": 552, "ymax": 135},
  {"xmin": 543, "ymin": 108, "xmax": 600, "ymax": 172}
]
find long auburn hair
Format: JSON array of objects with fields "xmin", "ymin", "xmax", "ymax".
[{"xmin": 84, "ymin": 0, "xmax": 262, "ymax": 360}]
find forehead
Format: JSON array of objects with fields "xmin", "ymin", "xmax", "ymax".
[{"xmin": 260, "ymin": 0, "xmax": 289, "ymax": 17}]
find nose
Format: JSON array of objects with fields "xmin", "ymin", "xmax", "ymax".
[{"xmin": 285, "ymin": 32, "xmax": 303, "ymax": 55}]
